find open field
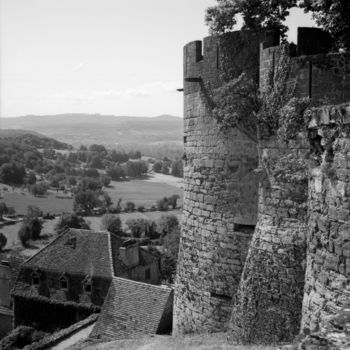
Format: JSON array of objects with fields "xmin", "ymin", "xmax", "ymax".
[
  {"xmin": 104, "ymin": 178, "xmax": 183, "ymax": 209},
  {"xmin": 0, "ymin": 189, "xmax": 73, "ymax": 216},
  {"xmin": 0, "ymin": 173, "xmax": 183, "ymax": 216},
  {"xmin": 0, "ymin": 173, "xmax": 183, "ymax": 252}
]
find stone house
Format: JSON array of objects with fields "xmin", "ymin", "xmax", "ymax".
[
  {"xmin": 11, "ymin": 228, "xmax": 161, "ymax": 332},
  {"xmin": 0, "ymin": 257, "xmax": 23, "ymax": 338}
]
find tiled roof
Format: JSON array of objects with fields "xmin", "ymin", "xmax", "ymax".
[
  {"xmin": 90, "ymin": 277, "xmax": 173, "ymax": 340},
  {"xmin": 11, "ymin": 229, "xmax": 161, "ymax": 307},
  {"xmin": 23, "ymin": 229, "xmax": 114, "ymax": 278}
]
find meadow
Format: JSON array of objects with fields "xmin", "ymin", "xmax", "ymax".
[
  {"xmin": 105, "ymin": 178, "xmax": 183, "ymax": 209},
  {"xmin": 0, "ymin": 174, "xmax": 183, "ymax": 252}
]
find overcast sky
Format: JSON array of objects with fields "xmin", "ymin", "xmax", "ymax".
[{"xmin": 0, "ymin": 0, "xmax": 315, "ymax": 118}]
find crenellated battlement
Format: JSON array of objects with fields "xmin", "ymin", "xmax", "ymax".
[
  {"xmin": 260, "ymin": 28, "xmax": 350, "ymax": 103},
  {"xmin": 184, "ymin": 30, "xmax": 279, "ymax": 96}
]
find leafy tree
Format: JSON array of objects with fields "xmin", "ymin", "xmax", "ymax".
[
  {"xmin": 161, "ymin": 163, "xmax": 169, "ymax": 175},
  {"xmin": 301, "ymin": 0, "xmax": 350, "ymax": 50},
  {"xmin": 125, "ymin": 201, "xmax": 135, "ymax": 212},
  {"xmin": 55, "ymin": 213, "xmax": 90, "ymax": 233},
  {"xmin": 43, "ymin": 148, "xmax": 56, "ymax": 159},
  {"xmin": 168, "ymin": 194, "xmax": 180, "ymax": 209},
  {"xmin": 25, "ymin": 205, "xmax": 42, "ymax": 219},
  {"xmin": 25, "ymin": 172, "xmax": 37, "ymax": 185},
  {"xmin": 67, "ymin": 176, "xmax": 77, "ymax": 186},
  {"xmin": 0, "ymin": 162, "xmax": 26, "ymax": 185},
  {"xmin": 157, "ymin": 214, "xmax": 180, "ymax": 237},
  {"xmin": 0, "ymin": 233, "xmax": 7, "ymax": 251},
  {"xmin": 89, "ymin": 144, "xmax": 107, "ymax": 154},
  {"xmin": 83, "ymin": 168, "xmax": 99, "ymax": 178},
  {"xmin": 101, "ymin": 175, "xmax": 111, "ymax": 187},
  {"xmin": 153, "ymin": 161, "xmax": 162, "ymax": 173},
  {"xmin": 205, "ymin": 0, "xmax": 296, "ymax": 37},
  {"xmin": 100, "ymin": 214, "xmax": 123, "ymax": 236},
  {"xmin": 89, "ymin": 155, "xmax": 104, "ymax": 169},
  {"xmin": 144, "ymin": 220, "xmax": 159, "ymax": 239},
  {"xmin": 0, "ymin": 202, "xmax": 8, "ymax": 217},
  {"xmin": 18, "ymin": 224, "xmax": 31, "ymax": 247},
  {"xmin": 126, "ymin": 218, "xmax": 149, "ymax": 238},
  {"xmin": 29, "ymin": 182, "xmax": 48, "ymax": 196},
  {"xmin": 67, "ymin": 152, "xmax": 78, "ymax": 163},
  {"xmin": 73, "ymin": 188, "xmax": 101, "ymax": 214},
  {"xmin": 102, "ymin": 192, "xmax": 113, "ymax": 210},
  {"xmin": 22, "ymin": 206, "xmax": 43, "ymax": 240},
  {"xmin": 157, "ymin": 197, "xmax": 169, "ymax": 211},
  {"xmin": 171, "ymin": 160, "xmax": 183, "ymax": 177},
  {"xmin": 106, "ymin": 164, "xmax": 125, "ymax": 181},
  {"xmin": 26, "ymin": 217, "xmax": 42, "ymax": 240},
  {"xmin": 109, "ymin": 150, "xmax": 129, "ymax": 163},
  {"xmin": 78, "ymin": 177, "xmax": 103, "ymax": 192},
  {"xmin": 160, "ymin": 225, "xmax": 180, "ymax": 283},
  {"xmin": 126, "ymin": 160, "xmax": 148, "ymax": 178},
  {"xmin": 129, "ymin": 151, "xmax": 141, "ymax": 159},
  {"xmin": 77, "ymin": 151, "xmax": 88, "ymax": 163}
]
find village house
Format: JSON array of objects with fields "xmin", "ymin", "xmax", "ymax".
[
  {"xmin": 0, "ymin": 257, "xmax": 23, "ymax": 338},
  {"xmin": 11, "ymin": 228, "xmax": 162, "ymax": 332}
]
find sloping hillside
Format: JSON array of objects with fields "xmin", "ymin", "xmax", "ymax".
[
  {"xmin": 0, "ymin": 129, "xmax": 71, "ymax": 150},
  {"xmin": 1, "ymin": 114, "xmax": 183, "ymax": 147}
]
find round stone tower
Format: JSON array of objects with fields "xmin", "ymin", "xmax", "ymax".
[{"xmin": 173, "ymin": 30, "xmax": 279, "ymax": 334}]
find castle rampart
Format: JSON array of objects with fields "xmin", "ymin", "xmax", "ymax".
[
  {"xmin": 231, "ymin": 28, "xmax": 350, "ymax": 343},
  {"xmin": 175, "ymin": 26, "xmax": 350, "ymax": 343}
]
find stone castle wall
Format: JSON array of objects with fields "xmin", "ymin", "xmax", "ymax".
[
  {"xmin": 173, "ymin": 30, "xmax": 279, "ymax": 333},
  {"xmin": 231, "ymin": 30, "xmax": 350, "ymax": 343},
  {"xmin": 175, "ymin": 27, "xmax": 350, "ymax": 342},
  {"xmin": 303, "ymin": 104, "xmax": 350, "ymax": 333}
]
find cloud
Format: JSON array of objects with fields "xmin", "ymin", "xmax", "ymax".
[
  {"xmin": 91, "ymin": 81, "xmax": 178, "ymax": 99},
  {"xmin": 37, "ymin": 81, "xmax": 179, "ymax": 102},
  {"xmin": 71, "ymin": 61, "xmax": 87, "ymax": 72}
]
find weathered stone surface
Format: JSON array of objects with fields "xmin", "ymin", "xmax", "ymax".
[
  {"xmin": 302, "ymin": 105, "xmax": 350, "ymax": 333},
  {"xmin": 175, "ymin": 26, "xmax": 350, "ymax": 343},
  {"xmin": 229, "ymin": 135, "xmax": 309, "ymax": 344},
  {"xmin": 173, "ymin": 30, "xmax": 279, "ymax": 334}
]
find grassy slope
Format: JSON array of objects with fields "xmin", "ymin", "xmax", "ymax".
[{"xmin": 71, "ymin": 333, "xmax": 279, "ymax": 350}]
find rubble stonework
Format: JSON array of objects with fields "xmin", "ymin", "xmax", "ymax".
[
  {"xmin": 303, "ymin": 104, "xmax": 350, "ymax": 333},
  {"xmin": 230, "ymin": 134, "xmax": 309, "ymax": 344},
  {"xmin": 175, "ymin": 27, "xmax": 350, "ymax": 343}
]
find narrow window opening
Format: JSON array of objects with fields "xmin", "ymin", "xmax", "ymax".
[
  {"xmin": 32, "ymin": 274, "xmax": 40, "ymax": 286},
  {"xmin": 84, "ymin": 283, "xmax": 92, "ymax": 293},
  {"xmin": 210, "ymin": 292, "xmax": 232, "ymax": 301},
  {"xmin": 145, "ymin": 268, "xmax": 151, "ymax": 280},
  {"xmin": 60, "ymin": 277, "xmax": 68, "ymax": 290}
]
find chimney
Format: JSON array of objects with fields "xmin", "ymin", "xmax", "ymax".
[{"xmin": 119, "ymin": 239, "xmax": 140, "ymax": 267}]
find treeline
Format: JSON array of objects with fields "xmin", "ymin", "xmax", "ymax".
[
  {"xmin": 152, "ymin": 158, "xmax": 183, "ymax": 177},
  {"xmin": 0, "ymin": 137, "xmax": 147, "ymax": 188},
  {"xmin": 0, "ymin": 131, "xmax": 70, "ymax": 150}
]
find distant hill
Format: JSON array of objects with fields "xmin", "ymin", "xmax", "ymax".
[
  {"xmin": 0, "ymin": 129, "xmax": 71, "ymax": 150},
  {"xmin": 1, "ymin": 114, "xmax": 183, "ymax": 148}
]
